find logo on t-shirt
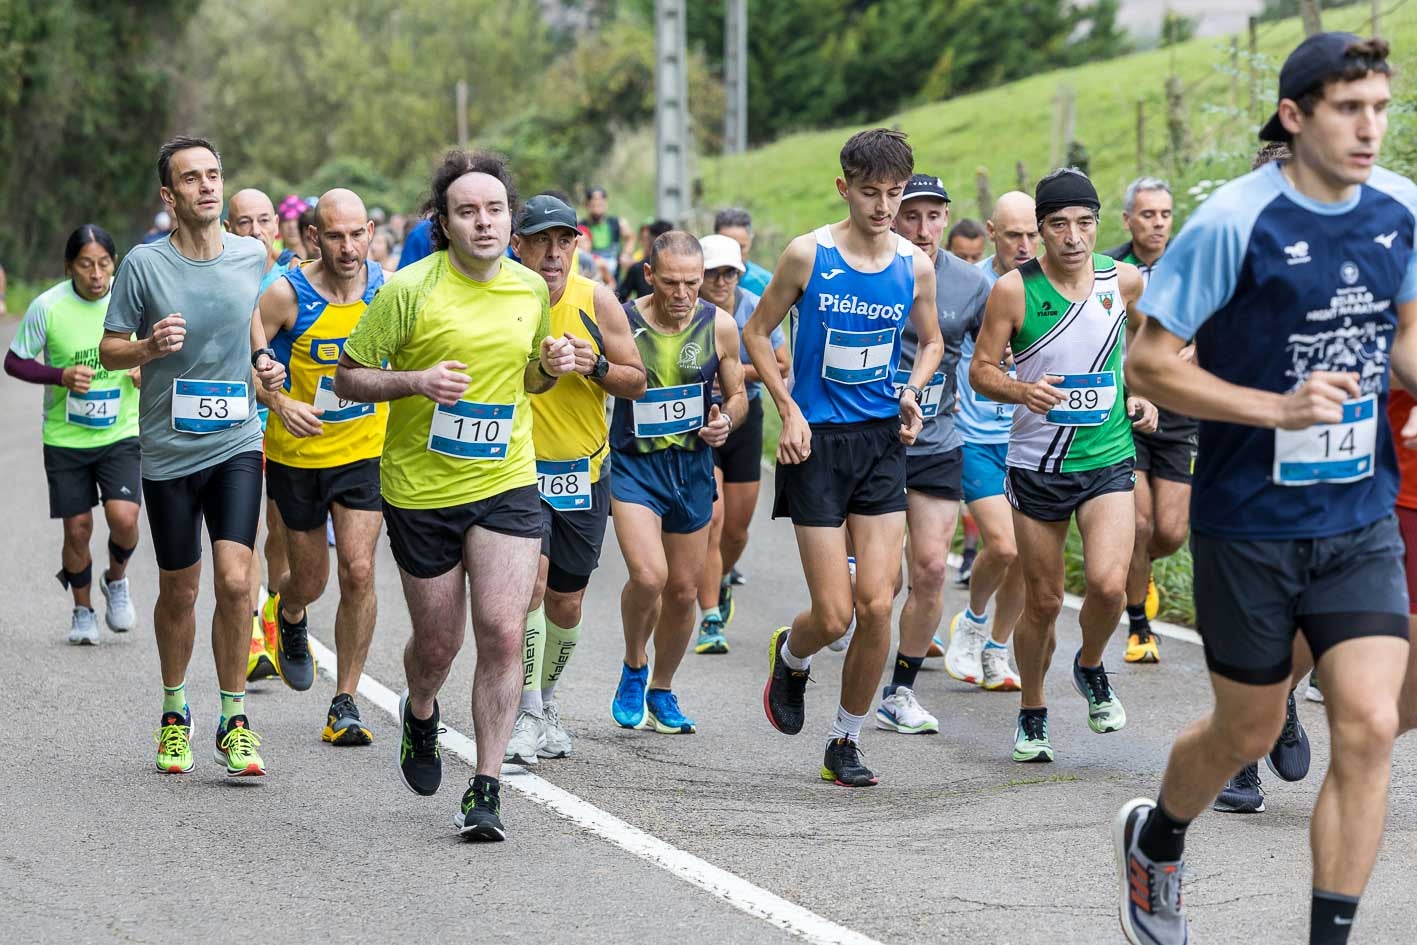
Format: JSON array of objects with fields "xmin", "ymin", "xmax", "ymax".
[
  {"xmin": 678, "ymin": 342, "xmax": 703, "ymax": 369},
  {"xmin": 1097, "ymin": 291, "xmax": 1115, "ymax": 312},
  {"xmin": 1375, "ymin": 230, "xmax": 1398, "ymax": 249},
  {"xmin": 1284, "ymin": 241, "xmax": 1311, "ymax": 265}
]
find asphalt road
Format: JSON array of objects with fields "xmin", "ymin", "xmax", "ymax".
[{"xmin": 3, "ymin": 319, "xmax": 1416, "ymax": 945}]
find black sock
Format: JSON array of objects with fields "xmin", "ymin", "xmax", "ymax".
[
  {"xmin": 1136, "ymin": 795, "xmax": 1190, "ymax": 863},
  {"xmin": 1310, "ymin": 890, "xmax": 1359, "ymax": 945},
  {"xmin": 887, "ymin": 652, "xmax": 924, "ymax": 694},
  {"xmin": 1019, "ymin": 706, "xmax": 1047, "ymax": 721},
  {"xmin": 1127, "ymin": 604, "xmax": 1148, "ymax": 632}
]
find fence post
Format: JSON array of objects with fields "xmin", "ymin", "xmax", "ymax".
[
  {"xmin": 1136, "ymin": 99, "xmax": 1146, "ymax": 173},
  {"xmin": 1300, "ymin": 0, "xmax": 1322, "ymax": 37},
  {"xmin": 1051, "ymin": 84, "xmax": 1074, "ymax": 169},
  {"xmin": 975, "ymin": 167, "xmax": 993, "ymax": 222},
  {"xmin": 1166, "ymin": 75, "xmax": 1188, "ymax": 175}
]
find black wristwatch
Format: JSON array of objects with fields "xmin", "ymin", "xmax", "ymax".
[
  {"xmin": 900, "ymin": 384, "xmax": 922, "ymax": 403},
  {"xmin": 251, "ymin": 346, "xmax": 276, "ymax": 368},
  {"xmin": 591, "ymin": 354, "xmax": 610, "ymax": 380}
]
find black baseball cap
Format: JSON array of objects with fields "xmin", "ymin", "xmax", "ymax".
[
  {"xmin": 901, "ymin": 174, "xmax": 950, "ymax": 204},
  {"xmin": 1260, "ymin": 31, "xmax": 1382, "ymax": 142},
  {"xmin": 515, "ymin": 194, "xmax": 579, "ymax": 236}
]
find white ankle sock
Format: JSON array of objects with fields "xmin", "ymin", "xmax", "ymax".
[{"xmin": 828, "ymin": 704, "xmax": 866, "ymax": 742}]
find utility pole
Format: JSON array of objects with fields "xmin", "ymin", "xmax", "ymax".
[
  {"xmin": 1300, "ymin": 0, "xmax": 1322, "ymax": 36},
  {"xmin": 455, "ymin": 80, "xmax": 468, "ymax": 151},
  {"xmin": 723, "ymin": 0, "xmax": 748, "ymax": 154},
  {"xmin": 655, "ymin": 0, "xmax": 690, "ymax": 221}
]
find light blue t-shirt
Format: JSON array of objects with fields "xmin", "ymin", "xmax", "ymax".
[
  {"xmin": 105, "ymin": 232, "xmax": 267, "ymax": 479},
  {"xmin": 954, "ymin": 255, "xmax": 1016, "ymax": 445},
  {"xmin": 718, "ymin": 287, "xmax": 784, "ymax": 402}
]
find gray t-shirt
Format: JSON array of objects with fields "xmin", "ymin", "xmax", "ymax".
[
  {"xmin": 105, "ymin": 232, "xmax": 267, "ymax": 479},
  {"xmin": 898, "ymin": 248, "xmax": 991, "ymax": 455}
]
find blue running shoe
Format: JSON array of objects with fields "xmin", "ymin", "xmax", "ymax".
[
  {"xmin": 695, "ymin": 613, "xmax": 728, "ymax": 654},
  {"xmin": 1213, "ymin": 762, "xmax": 1264, "ymax": 813},
  {"xmin": 612, "ymin": 663, "xmax": 648, "ymax": 728},
  {"xmin": 1265, "ymin": 691, "xmax": 1310, "ymax": 783},
  {"xmin": 645, "ymin": 689, "xmax": 696, "ymax": 734}
]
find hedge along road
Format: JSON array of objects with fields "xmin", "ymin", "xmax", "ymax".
[{"xmin": 3, "ymin": 320, "xmax": 1416, "ymax": 945}]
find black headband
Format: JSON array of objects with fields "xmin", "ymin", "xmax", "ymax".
[{"xmin": 1035, "ymin": 173, "xmax": 1101, "ymax": 223}]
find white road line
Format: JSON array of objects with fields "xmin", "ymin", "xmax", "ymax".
[{"xmin": 306, "ymin": 636, "xmax": 885, "ymax": 945}]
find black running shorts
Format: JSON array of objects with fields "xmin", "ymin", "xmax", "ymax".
[
  {"xmin": 43, "ymin": 438, "xmax": 142, "ymax": 519},
  {"xmin": 772, "ymin": 417, "xmax": 907, "ymax": 527},
  {"xmin": 905, "ymin": 447, "xmax": 964, "ymax": 501},
  {"xmin": 1004, "ymin": 459, "xmax": 1135, "ymax": 523},
  {"xmin": 539, "ymin": 475, "xmax": 611, "ymax": 592},
  {"xmin": 384, "ymin": 484, "xmax": 542, "ymax": 579},
  {"xmin": 266, "ymin": 457, "xmax": 381, "ymax": 532},
  {"xmin": 713, "ymin": 396, "xmax": 765, "ymax": 484},
  {"xmin": 142, "ymin": 450, "xmax": 264, "ymax": 571},
  {"xmin": 1133, "ymin": 429, "xmax": 1197, "ymax": 485}
]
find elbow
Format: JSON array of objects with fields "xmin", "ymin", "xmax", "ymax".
[
  {"xmin": 331, "ymin": 366, "xmax": 353, "ymax": 400},
  {"xmin": 627, "ymin": 371, "xmax": 648, "ymax": 400},
  {"xmin": 98, "ymin": 342, "xmax": 119, "ymax": 371},
  {"xmin": 1123, "ymin": 356, "xmax": 1158, "ymax": 400},
  {"xmin": 3, "ymin": 350, "xmax": 21, "ymax": 380}
]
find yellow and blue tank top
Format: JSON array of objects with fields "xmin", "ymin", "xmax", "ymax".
[
  {"xmin": 531, "ymin": 273, "xmax": 611, "ymax": 481},
  {"xmin": 611, "ymin": 299, "xmax": 718, "ymax": 454},
  {"xmin": 265, "ymin": 260, "xmax": 388, "ymax": 468}
]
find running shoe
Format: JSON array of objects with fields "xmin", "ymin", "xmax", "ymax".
[
  {"xmin": 455, "ymin": 775, "xmax": 506, "ymax": 841},
  {"xmin": 645, "ymin": 689, "xmax": 696, "ymax": 734},
  {"xmin": 1114, "ymin": 798, "xmax": 1189, "ymax": 945},
  {"xmin": 276, "ymin": 607, "xmax": 316, "ymax": 691},
  {"xmin": 213, "ymin": 715, "xmax": 265, "ymax": 777},
  {"xmin": 1305, "ymin": 674, "xmax": 1324, "ymax": 704},
  {"xmin": 717, "ymin": 576, "xmax": 736, "ymax": 626},
  {"xmin": 1265, "ymin": 691, "xmax": 1311, "ymax": 782},
  {"xmin": 821, "ymin": 737, "xmax": 878, "ymax": 786},
  {"xmin": 926, "ymin": 636, "xmax": 945, "ymax": 659},
  {"xmin": 827, "ymin": 557, "xmax": 857, "ymax": 653},
  {"xmin": 1072, "ymin": 650, "xmax": 1126, "ymax": 733},
  {"xmin": 260, "ymin": 592, "xmax": 280, "ymax": 655},
  {"xmin": 1213, "ymin": 762, "xmax": 1264, "ymax": 813},
  {"xmin": 1144, "ymin": 576, "xmax": 1160, "ymax": 621},
  {"xmin": 247, "ymin": 615, "xmax": 278, "ymax": 681},
  {"xmin": 694, "ymin": 612, "xmax": 728, "ymax": 655},
  {"xmin": 727, "ymin": 566, "xmax": 746, "ymax": 586},
  {"xmin": 67, "ymin": 606, "xmax": 99, "ymax": 646},
  {"xmin": 764, "ymin": 627, "xmax": 809, "ymax": 735},
  {"xmin": 612, "ymin": 663, "xmax": 648, "ymax": 728},
  {"xmin": 954, "ymin": 545, "xmax": 976, "ymax": 587},
  {"xmin": 398, "ymin": 690, "xmax": 443, "ymax": 796},
  {"xmin": 981, "ymin": 644, "xmax": 1023, "ymax": 691},
  {"xmin": 944, "ymin": 610, "xmax": 987, "ymax": 683},
  {"xmin": 154, "ymin": 708, "xmax": 194, "ymax": 773},
  {"xmin": 874, "ymin": 686, "xmax": 939, "ymax": 734},
  {"xmin": 1125, "ymin": 629, "xmax": 1161, "ymax": 664},
  {"xmin": 504, "ymin": 709, "xmax": 544, "ymax": 765},
  {"xmin": 539, "ymin": 701, "xmax": 572, "ymax": 759},
  {"xmin": 322, "ymin": 693, "xmax": 372, "ymax": 746},
  {"xmin": 1012, "ymin": 711, "xmax": 1054, "ymax": 763},
  {"xmin": 100, "ymin": 575, "xmax": 136, "ymax": 632}
]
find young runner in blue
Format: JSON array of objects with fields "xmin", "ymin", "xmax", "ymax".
[
  {"xmin": 1115, "ymin": 34, "xmax": 1417, "ymax": 945},
  {"xmin": 745, "ymin": 129, "xmax": 942, "ymax": 787}
]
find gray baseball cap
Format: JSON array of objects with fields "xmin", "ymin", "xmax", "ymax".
[{"xmin": 515, "ymin": 194, "xmax": 579, "ymax": 236}]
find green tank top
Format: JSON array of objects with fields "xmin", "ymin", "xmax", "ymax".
[
  {"xmin": 1007, "ymin": 254, "xmax": 1133, "ymax": 473},
  {"xmin": 610, "ymin": 299, "xmax": 719, "ymax": 454}
]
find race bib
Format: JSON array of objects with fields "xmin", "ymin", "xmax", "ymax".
[
  {"xmin": 312, "ymin": 375, "xmax": 374, "ymax": 424},
  {"xmin": 66, "ymin": 388, "xmax": 121, "ymax": 428},
  {"xmin": 632, "ymin": 384, "xmax": 704, "ymax": 437},
  {"xmin": 427, "ymin": 401, "xmax": 514, "ymax": 460},
  {"xmin": 537, "ymin": 457, "xmax": 593, "ymax": 511},
  {"xmin": 1273, "ymin": 394, "xmax": 1377, "ymax": 486},
  {"xmin": 171, "ymin": 379, "xmax": 249, "ymax": 434},
  {"xmin": 973, "ymin": 370, "xmax": 1017, "ymax": 422},
  {"xmin": 893, "ymin": 369, "xmax": 946, "ymax": 419},
  {"xmin": 1045, "ymin": 372, "xmax": 1117, "ymax": 427},
  {"xmin": 822, "ymin": 327, "xmax": 894, "ymax": 384}
]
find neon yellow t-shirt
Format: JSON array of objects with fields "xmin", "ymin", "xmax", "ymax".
[{"xmin": 343, "ymin": 251, "xmax": 550, "ymax": 509}]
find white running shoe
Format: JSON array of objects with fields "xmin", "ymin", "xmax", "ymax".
[
  {"xmin": 944, "ymin": 610, "xmax": 988, "ymax": 684},
  {"xmin": 100, "ymin": 575, "xmax": 136, "ymax": 632},
  {"xmin": 828, "ymin": 556, "xmax": 858, "ymax": 653},
  {"xmin": 981, "ymin": 644, "xmax": 1022, "ymax": 691},
  {"xmin": 68, "ymin": 606, "xmax": 99, "ymax": 645},
  {"xmin": 1305, "ymin": 674, "xmax": 1324, "ymax": 704},
  {"xmin": 503, "ymin": 710, "xmax": 544, "ymax": 766},
  {"xmin": 874, "ymin": 686, "xmax": 939, "ymax": 734},
  {"xmin": 539, "ymin": 701, "xmax": 572, "ymax": 758}
]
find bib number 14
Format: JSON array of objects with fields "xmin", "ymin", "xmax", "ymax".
[{"xmin": 1273, "ymin": 394, "xmax": 1377, "ymax": 486}]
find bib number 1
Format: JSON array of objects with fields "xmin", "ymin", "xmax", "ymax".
[
  {"xmin": 892, "ymin": 369, "xmax": 946, "ymax": 418},
  {"xmin": 1273, "ymin": 394, "xmax": 1377, "ymax": 486},
  {"xmin": 822, "ymin": 327, "xmax": 895, "ymax": 385}
]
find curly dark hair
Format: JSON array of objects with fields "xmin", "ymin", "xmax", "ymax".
[{"xmin": 419, "ymin": 150, "xmax": 519, "ymax": 252}]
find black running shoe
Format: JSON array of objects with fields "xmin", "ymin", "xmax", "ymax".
[
  {"xmin": 1265, "ymin": 690, "xmax": 1311, "ymax": 783},
  {"xmin": 323, "ymin": 693, "xmax": 373, "ymax": 746},
  {"xmin": 727, "ymin": 566, "xmax": 746, "ymax": 586},
  {"xmin": 276, "ymin": 607, "xmax": 316, "ymax": 692},
  {"xmin": 398, "ymin": 690, "xmax": 443, "ymax": 796},
  {"xmin": 763, "ymin": 627, "xmax": 809, "ymax": 734},
  {"xmin": 455, "ymin": 775, "xmax": 506, "ymax": 841},
  {"xmin": 1213, "ymin": 762, "xmax": 1264, "ymax": 813},
  {"xmin": 953, "ymin": 546, "xmax": 976, "ymax": 587},
  {"xmin": 821, "ymin": 737, "xmax": 878, "ymax": 787}
]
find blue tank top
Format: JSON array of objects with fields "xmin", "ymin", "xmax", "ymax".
[{"xmin": 791, "ymin": 226, "xmax": 915, "ymax": 425}]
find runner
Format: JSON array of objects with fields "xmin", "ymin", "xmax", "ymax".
[
  {"xmin": 1104, "ymin": 176, "xmax": 1192, "ymax": 664},
  {"xmin": 502, "ymin": 194, "xmax": 646, "ymax": 765},
  {"xmin": 874, "ymin": 173, "xmax": 993, "ymax": 734},
  {"xmin": 713, "ymin": 208, "xmax": 774, "ymax": 296},
  {"xmin": 971, "ymin": 168, "xmax": 1156, "ymax": 764},
  {"xmin": 609, "ymin": 230, "xmax": 746, "ymax": 733},
  {"xmin": 945, "ymin": 218, "xmax": 987, "ymax": 264},
  {"xmin": 1115, "ymin": 34, "xmax": 1414, "ymax": 945},
  {"xmin": 100, "ymin": 135, "xmax": 286, "ymax": 778},
  {"xmin": 943, "ymin": 192, "xmax": 1040, "ymax": 692},
  {"xmin": 617, "ymin": 219, "xmax": 672, "ymax": 303},
  {"xmin": 691, "ymin": 234, "xmax": 787, "ymax": 655},
  {"xmin": 335, "ymin": 150, "xmax": 574, "ymax": 841},
  {"xmin": 580, "ymin": 186, "xmax": 635, "ymax": 281},
  {"xmin": 6, "ymin": 224, "xmax": 141, "ymax": 644},
  {"xmin": 747, "ymin": 128, "xmax": 942, "ymax": 786},
  {"xmin": 257, "ymin": 187, "xmax": 388, "ymax": 745}
]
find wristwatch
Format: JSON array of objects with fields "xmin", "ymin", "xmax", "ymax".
[
  {"xmin": 900, "ymin": 384, "xmax": 922, "ymax": 403},
  {"xmin": 251, "ymin": 346, "xmax": 276, "ymax": 368},
  {"xmin": 591, "ymin": 354, "xmax": 610, "ymax": 380}
]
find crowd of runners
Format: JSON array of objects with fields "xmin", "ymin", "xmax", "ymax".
[{"xmin": 6, "ymin": 30, "xmax": 1417, "ymax": 945}]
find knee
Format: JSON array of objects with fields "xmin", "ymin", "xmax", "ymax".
[
  {"xmin": 1151, "ymin": 521, "xmax": 1187, "ymax": 558},
  {"xmin": 214, "ymin": 568, "xmax": 249, "ymax": 608},
  {"xmin": 983, "ymin": 538, "xmax": 1018, "ymax": 569},
  {"xmin": 63, "ymin": 517, "xmax": 93, "ymax": 548},
  {"xmin": 722, "ymin": 519, "xmax": 749, "ymax": 549},
  {"xmin": 159, "ymin": 580, "xmax": 200, "ymax": 613},
  {"xmin": 1216, "ymin": 708, "xmax": 1287, "ymax": 762},
  {"xmin": 1333, "ymin": 701, "xmax": 1401, "ymax": 759},
  {"xmin": 1024, "ymin": 584, "xmax": 1064, "ymax": 621},
  {"xmin": 853, "ymin": 589, "xmax": 895, "ymax": 628},
  {"xmin": 815, "ymin": 599, "xmax": 856, "ymax": 641},
  {"xmin": 337, "ymin": 557, "xmax": 374, "ymax": 595},
  {"xmin": 626, "ymin": 562, "xmax": 667, "ymax": 597},
  {"xmin": 1084, "ymin": 575, "xmax": 1128, "ymax": 613},
  {"xmin": 909, "ymin": 552, "xmax": 949, "ymax": 596},
  {"xmin": 662, "ymin": 572, "xmax": 699, "ymax": 609},
  {"xmin": 1133, "ymin": 513, "xmax": 1154, "ymax": 549}
]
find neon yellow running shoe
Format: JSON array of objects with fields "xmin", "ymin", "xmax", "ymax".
[
  {"xmin": 214, "ymin": 715, "xmax": 266, "ymax": 777},
  {"xmin": 247, "ymin": 614, "xmax": 278, "ymax": 681},
  {"xmin": 155, "ymin": 709, "xmax": 194, "ymax": 773},
  {"xmin": 1144, "ymin": 576, "xmax": 1160, "ymax": 621}
]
